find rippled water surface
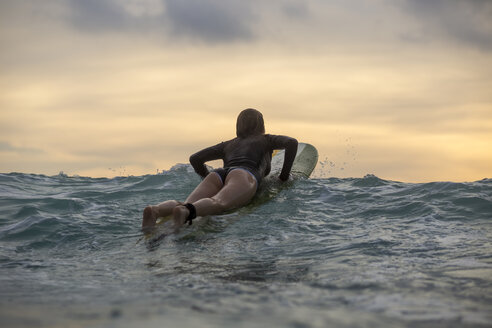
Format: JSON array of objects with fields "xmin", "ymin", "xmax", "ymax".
[{"xmin": 1, "ymin": 167, "xmax": 491, "ymax": 327}]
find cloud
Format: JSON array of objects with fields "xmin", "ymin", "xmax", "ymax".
[
  {"xmin": 3, "ymin": 0, "xmax": 491, "ymax": 49},
  {"xmin": 1, "ymin": 0, "xmax": 491, "ymax": 180},
  {"xmin": 400, "ymin": 0, "xmax": 492, "ymax": 50},
  {"xmin": 0, "ymin": 142, "xmax": 44, "ymax": 154},
  {"xmin": 1, "ymin": 0, "xmax": 316, "ymax": 45},
  {"xmin": 164, "ymin": 0, "xmax": 255, "ymax": 42},
  {"xmin": 67, "ymin": 0, "xmax": 143, "ymax": 32},
  {"xmin": 0, "ymin": 0, "xmax": 257, "ymax": 43},
  {"xmin": 63, "ymin": 0, "xmax": 257, "ymax": 42},
  {"xmin": 116, "ymin": 0, "xmax": 165, "ymax": 17},
  {"xmin": 281, "ymin": 2, "xmax": 310, "ymax": 19}
]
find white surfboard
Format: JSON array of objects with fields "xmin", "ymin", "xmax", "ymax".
[{"xmin": 271, "ymin": 142, "xmax": 318, "ymax": 179}]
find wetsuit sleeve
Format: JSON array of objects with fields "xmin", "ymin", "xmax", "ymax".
[
  {"xmin": 189, "ymin": 142, "xmax": 225, "ymax": 178},
  {"xmin": 268, "ymin": 135, "xmax": 298, "ymax": 181}
]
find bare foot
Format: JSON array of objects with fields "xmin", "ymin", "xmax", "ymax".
[
  {"xmin": 142, "ymin": 206, "xmax": 157, "ymax": 232},
  {"xmin": 172, "ymin": 205, "xmax": 189, "ymax": 232}
]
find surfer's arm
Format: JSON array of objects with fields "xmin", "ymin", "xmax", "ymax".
[
  {"xmin": 269, "ymin": 135, "xmax": 298, "ymax": 181},
  {"xmin": 189, "ymin": 142, "xmax": 225, "ymax": 178},
  {"xmin": 279, "ymin": 137, "xmax": 298, "ymax": 181}
]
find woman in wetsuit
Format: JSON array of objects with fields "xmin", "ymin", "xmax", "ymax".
[{"xmin": 142, "ymin": 108, "xmax": 298, "ymax": 231}]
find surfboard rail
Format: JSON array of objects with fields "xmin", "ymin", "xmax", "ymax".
[{"xmin": 271, "ymin": 142, "xmax": 318, "ymax": 178}]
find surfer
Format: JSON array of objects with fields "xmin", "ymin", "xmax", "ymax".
[{"xmin": 142, "ymin": 108, "xmax": 298, "ymax": 231}]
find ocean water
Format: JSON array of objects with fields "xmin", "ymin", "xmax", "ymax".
[{"xmin": 0, "ymin": 166, "xmax": 491, "ymax": 328}]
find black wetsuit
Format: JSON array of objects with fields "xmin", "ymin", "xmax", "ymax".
[{"xmin": 189, "ymin": 134, "xmax": 298, "ymax": 187}]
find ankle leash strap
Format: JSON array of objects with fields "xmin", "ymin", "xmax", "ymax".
[{"xmin": 184, "ymin": 203, "xmax": 197, "ymax": 225}]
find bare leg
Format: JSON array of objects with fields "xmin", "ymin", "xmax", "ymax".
[
  {"xmin": 173, "ymin": 169, "xmax": 257, "ymax": 230},
  {"xmin": 185, "ymin": 172, "xmax": 223, "ymax": 203},
  {"xmin": 142, "ymin": 173, "xmax": 223, "ymax": 231},
  {"xmin": 142, "ymin": 200, "xmax": 182, "ymax": 231}
]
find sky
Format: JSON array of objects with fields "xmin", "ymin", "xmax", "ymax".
[{"xmin": 1, "ymin": 0, "xmax": 491, "ymax": 182}]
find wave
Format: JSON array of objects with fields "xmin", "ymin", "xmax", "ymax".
[
  {"xmin": 1, "ymin": 169, "xmax": 491, "ymax": 251},
  {"xmin": 1, "ymin": 169, "xmax": 491, "ymax": 327}
]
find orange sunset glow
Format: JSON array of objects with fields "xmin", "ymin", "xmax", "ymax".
[{"xmin": 1, "ymin": 0, "xmax": 491, "ymax": 182}]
